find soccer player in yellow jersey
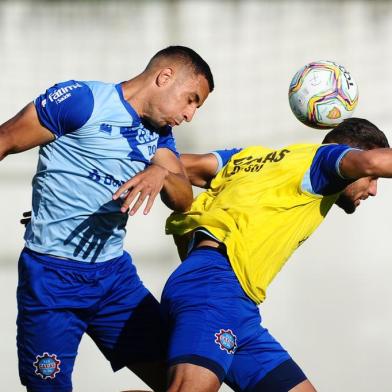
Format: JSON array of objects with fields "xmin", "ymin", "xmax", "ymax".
[{"xmin": 161, "ymin": 118, "xmax": 390, "ymax": 392}]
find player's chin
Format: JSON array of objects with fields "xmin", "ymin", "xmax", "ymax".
[
  {"xmin": 336, "ymin": 195, "xmax": 357, "ymax": 214},
  {"xmin": 343, "ymin": 205, "xmax": 357, "ymax": 214}
]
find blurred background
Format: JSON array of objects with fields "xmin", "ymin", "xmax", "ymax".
[{"xmin": 1, "ymin": 0, "xmax": 392, "ymax": 390}]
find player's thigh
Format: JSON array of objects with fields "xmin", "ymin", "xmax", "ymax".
[
  {"xmin": 86, "ymin": 256, "xmax": 168, "ymax": 390},
  {"xmin": 17, "ymin": 309, "xmax": 86, "ymax": 392},
  {"xmin": 17, "ymin": 249, "xmax": 89, "ymax": 391},
  {"xmin": 167, "ymin": 363, "xmax": 221, "ymax": 392},
  {"xmin": 225, "ymin": 326, "xmax": 308, "ymax": 392},
  {"xmin": 17, "ymin": 263, "xmax": 87, "ymax": 390},
  {"xmin": 289, "ymin": 379, "xmax": 317, "ymax": 392},
  {"xmin": 90, "ymin": 292, "xmax": 168, "ymax": 391},
  {"xmin": 162, "ymin": 248, "xmax": 254, "ymax": 385},
  {"xmin": 87, "ymin": 289, "xmax": 167, "ymax": 369}
]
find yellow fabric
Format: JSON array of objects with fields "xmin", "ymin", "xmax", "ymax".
[{"xmin": 166, "ymin": 144, "xmax": 339, "ymax": 304}]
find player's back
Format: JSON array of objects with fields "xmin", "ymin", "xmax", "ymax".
[{"xmin": 168, "ymin": 144, "xmax": 339, "ymax": 303}]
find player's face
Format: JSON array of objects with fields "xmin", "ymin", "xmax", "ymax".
[
  {"xmin": 148, "ymin": 70, "xmax": 210, "ymax": 129},
  {"xmin": 336, "ymin": 176, "xmax": 378, "ymax": 214}
]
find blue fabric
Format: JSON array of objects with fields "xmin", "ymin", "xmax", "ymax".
[
  {"xmin": 307, "ymin": 144, "xmax": 355, "ymax": 195},
  {"xmin": 161, "ymin": 248, "xmax": 294, "ymax": 391},
  {"xmin": 248, "ymin": 359, "xmax": 307, "ymax": 392},
  {"xmin": 35, "ymin": 80, "xmax": 94, "ymax": 137},
  {"xmin": 212, "ymin": 148, "xmax": 242, "ymax": 172},
  {"xmin": 157, "ymin": 125, "xmax": 180, "ymax": 157},
  {"xmin": 17, "ymin": 248, "xmax": 166, "ymax": 392},
  {"xmin": 114, "ymin": 83, "xmax": 179, "ymax": 158},
  {"xmin": 27, "ymin": 80, "xmax": 179, "ymax": 262}
]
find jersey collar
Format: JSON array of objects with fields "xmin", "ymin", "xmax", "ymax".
[{"xmin": 115, "ymin": 83, "xmax": 141, "ymax": 126}]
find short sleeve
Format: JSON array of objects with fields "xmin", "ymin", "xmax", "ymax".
[
  {"xmin": 309, "ymin": 144, "xmax": 357, "ymax": 195},
  {"xmin": 34, "ymin": 80, "xmax": 94, "ymax": 138},
  {"xmin": 157, "ymin": 126, "xmax": 179, "ymax": 157},
  {"xmin": 211, "ymin": 148, "xmax": 243, "ymax": 172}
]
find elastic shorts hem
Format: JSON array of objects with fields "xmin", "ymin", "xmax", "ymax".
[
  {"xmin": 250, "ymin": 358, "xmax": 307, "ymax": 392},
  {"xmin": 169, "ymin": 354, "xmax": 226, "ymax": 383},
  {"xmin": 24, "ymin": 383, "xmax": 72, "ymax": 392}
]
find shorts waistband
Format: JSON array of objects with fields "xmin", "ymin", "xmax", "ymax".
[
  {"xmin": 22, "ymin": 247, "xmax": 129, "ymax": 270},
  {"xmin": 190, "ymin": 245, "xmax": 228, "ymax": 258}
]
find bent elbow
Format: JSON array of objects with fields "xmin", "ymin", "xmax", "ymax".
[
  {"xmin": 173, "ymin": 191, "xmax": 194, "ymax": 213},
  {"xmin": 180, "ymin": 197, "xmax": 193, "ymax": 213},
  {"xmin": 0, "ymin": 129, "xmax": 15, "ymax": 161},
  {"xmin": 162, "ymin": 188, "xmax": 193, "ymax": 213},
  {"xmin": 0, "ymin": 146, "xmax": 9, "ymax": 161}
]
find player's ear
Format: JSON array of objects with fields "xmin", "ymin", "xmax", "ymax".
[{"xmin": 156, "ymin": 67, "xmax": 174, "ymax": 87}]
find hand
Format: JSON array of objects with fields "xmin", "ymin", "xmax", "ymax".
[
  {"xmin": 20, "ymin": 210, "xmax": 31, "ymax": 226},
  {"xmin": 113, "ymin": 164, "xmax": 169, "ymax": 215},
  {"xmin": 64, "ymin": 201, "xmax": 126, "ymax": 262}
]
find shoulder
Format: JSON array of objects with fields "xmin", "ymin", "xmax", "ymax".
[
  {"xmin": 307, "ymin": 143, "xmax": 355, "ymax": 195},
  {"xmin": 312, "ymin": 144, "xmax": 354, "ymax": 174},
  {"xmin": 34, "ymin": 80, "xmax": 95, "ymax": 137}
]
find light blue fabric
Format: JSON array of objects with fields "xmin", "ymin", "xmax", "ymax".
[
  {"xmin": 25, "ymin": 80, "xmax": 178, "ymax": 262},
  {"xmin": 212, "ymin": 148, "xmax": 242, "ymax": 173}
]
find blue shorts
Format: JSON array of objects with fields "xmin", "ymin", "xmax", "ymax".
[
  {"xmin": 17, "ymin": 248, "xmax": 166, "ymax": 392},
  {"xmin": 161, "ymin": 247, "xmax": 307, "ymax": 392}
]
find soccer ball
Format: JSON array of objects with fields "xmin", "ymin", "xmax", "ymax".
[{"xmin": 288, "ymin": 61, "xmax": 359, "ymax": 129}]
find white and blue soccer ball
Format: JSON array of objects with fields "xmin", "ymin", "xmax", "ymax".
[{"xmin": 288, "ymin": 61, "xmax": 359, "ymax": 129}]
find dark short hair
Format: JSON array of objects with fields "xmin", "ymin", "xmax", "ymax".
[
  {"xmin": 322, "ymin": 117, "xmax": 390, "ymax": 149},
  {"xmin": 147, "ymin": 45, "xmax": 214, "ymax": 92}
]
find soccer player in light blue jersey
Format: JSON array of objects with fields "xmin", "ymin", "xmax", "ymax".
[{"xmin": 0, "ymin": 46, "xmax": 213, "ymax": 392}]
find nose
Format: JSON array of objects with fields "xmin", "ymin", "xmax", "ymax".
[
  {"xmin": 369, "ymin": 179, "xmax": 378, "ymax": 197},
  {"xmin": 184, "ymin": 106, "xmax": 197, "ymax": 122}
]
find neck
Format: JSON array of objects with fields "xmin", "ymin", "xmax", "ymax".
[{"xmin": 121, "ymin": 74, "xmax": 150, "ymax": 117}]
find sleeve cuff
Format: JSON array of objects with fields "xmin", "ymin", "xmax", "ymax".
[{"xmin": 210, "ymin": 151, "xmax": 223, "ymax": 174}]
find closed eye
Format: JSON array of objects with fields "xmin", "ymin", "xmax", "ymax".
[{"xmin": 189, "ymin": 93, "xmax": 201, "ymax": 107}]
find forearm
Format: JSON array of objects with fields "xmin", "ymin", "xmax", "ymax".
[
  {"xmin": 180, "ymin": 153, "xmax": 219, "ymax": 188},
  {"xmin": 160, "ymin": 172, "xmax": 193, "ymax": 212},
  {"xmin": 341, "ymin": 149, "xmax": 392, "ymax": 179}
]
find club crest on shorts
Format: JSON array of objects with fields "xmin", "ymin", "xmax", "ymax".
[
  {"xmin": 214, "ymin": 329, "xmax": 237, "ymax": 354},
  {"xmin": 33, "ymin": 352, "xmax": 61, "ymax": 379}
]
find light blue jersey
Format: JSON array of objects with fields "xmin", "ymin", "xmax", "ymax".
[{"xmin": 24, "ymin": 80, "xmax": 178, "ymax": 262}]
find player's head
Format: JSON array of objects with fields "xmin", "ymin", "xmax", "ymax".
[
  {"xmin": 143, "ymin": 45, "xmax": 214, "ymax": 128},
  {"xmin": 322, "ymin": 117, "xmax": 389, "ymax": 149},
  {"xmin": 323, "ymin": 118, "xmax": 390, "ymax": 214}
]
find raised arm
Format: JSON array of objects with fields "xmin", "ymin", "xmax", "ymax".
[
  {"xmin": 339, "ymin": 148, "xmax": 392, "ymax": 179},
  {"xmin": 180, "ymin": 153, "xmax": 219, "ymax": 188},
  {"xmin": 113, "ymin": 147, "xmax": 193, "ymax": 215},
  {"xmin": 0, "ymin": 102, "xmax": 55, "ymax": 160},
  {"xmin": 153, "ymin": 147, "xmax": 193, "ymax": 211},
  {"xmin": 180, "ymin": 148, "xmax": 242, "ymax": 188}
]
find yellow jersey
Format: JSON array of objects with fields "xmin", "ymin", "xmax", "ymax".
[{"xmin": 166, "ymin": 144, "xmax": 340, "ymax": 304}]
